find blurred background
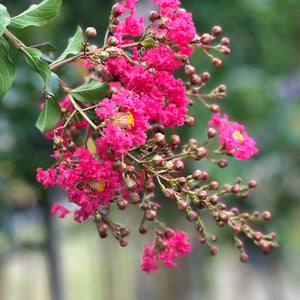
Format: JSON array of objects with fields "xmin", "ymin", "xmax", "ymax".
[{"xmin": 0, "ymin": 0, "xmax": 300, "ymax": 299}]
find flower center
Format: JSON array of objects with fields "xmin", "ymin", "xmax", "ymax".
[
  {"xmin": 112, "ymin": 112, "xmax": 134, "ymax": 129},
  {"xmin": 233, "ymin": 130, "xmax": 243, "ymax": 142}
]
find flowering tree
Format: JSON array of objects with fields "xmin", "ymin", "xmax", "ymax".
[{"xmin": 0, "ymin": 0, "xmax": 279, "ymax": 273}]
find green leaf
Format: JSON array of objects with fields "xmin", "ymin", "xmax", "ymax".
[
  {"xmin": 69, "ymin": 80, "xmax": 109, "ymax": 103},
  {"xmin": 36, "ymin": 97, "xmax": 61, "ymax": 132},
  {"xmin": 55, "ymin": 26, "xmax": 83, "ymax": 62},
  {"xmin": 0, "ymin": 4, "xmax": 10, "ymax": 36},
  {"xmin": 8, "ymin": 0, "xmax": 61, "ymax": 29},
  {"xmin": 22, "ymin": 47, "xmax": 51, "ymax": 85},
  {"xmin": 44, "ymin": 72, "xmax": 60, "ymax": 97},
  {"xmin": 0, "ymin": 37, "xmax": 14, "ymax": 99},
  {"xmin": 31, "ymin": 42, "xmax": 56, "ymax": 54}
]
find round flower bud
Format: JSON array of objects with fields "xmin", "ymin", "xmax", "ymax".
[
  {"xmin": 184, "ymin": 115, "xmax": 195, "ymax": 127},
  {"xmin": 144, "ymin": 181, "xmax": 155, "ymax": 193},
  {"xmin": 145, "ymin": 210, "xmax": 157, "ymax": 221},
  {"xmin": 253, "ymin": 231, "xmax": 263, "ymax": 241},
  {"xmin": 152, "ymin": 155, "xmax": 164, "ymax": 166},
  {"xmin": 117, "ymin": 199, "xmax": 128, "ymax": 210},
  {"xmin": 192, "ymin": 170, "xmax": 202, "ymax": 180},
  {"xmin": 108, "ymin": 37, "xmax": 119, "ymax": 46},
  {"xmin": 212, "ymin": 25, "xmax": 222, "ymax": 36},
  {"xmin": 169, "ymin": 134, "xmax": 181, "ymax": 147},
  {"xmin": 187, "ymin": 210, "xmax": 198, "ymax": 221},
  {"xmin": 209, "ymin": 195, "xmax": 219, "ymax": 204},
  {"xmin": 222, "ymin": 46, "xmax": 231, "ymax": 55},
  {"xmin": 200, "ymin": 33, "xmax": 212, "ymax": 44},
  {"xmin": 184, "ymin": 65, "xmax": 195, "ymax": 77},
  {"xmin": 119, "ymin": 239, "xmax": 127, "ymax": 247},
  {"xmin": 212, "ymin": 58, "xmax": 222, "ymax": 68},
  {"xmin": 120, "ymin": 227, "xmax": 130, "ymax": 237},
  {"xmin": 209, "ymin": 245, "xmax": 218, "ymax": 255},
  {"xmin": 218, "ymin": 84, "xmax": 226, "ymax": 93},
  {"xmin": 210, "ymin": 104, "xmax": 220, "ymax": 113},
  {"xmin": 124, "ymin": 176, "xmax": 137, "ymax": 191},
  {"xmin": 149, "ymin": 10, "xmax": 159, "ymax": 21},
  {"xmin": 231, "ymin": 184, "xmax": 241, "ymax": 193},
  {"xmin": 153, "ymin": 132, "xmax": 165, "ymax": 146},
  {"xmin": 190, "ymin": 74, "xmax": 202, "ymax": 85},
  {"xmin": 262, "ymin": 211, "xmax": 272, "ymax": 221},
  {"xmin": 240, "ymin": 252, "xmax": 249, "ymax": 262},
  {"xmin": 200, "ymin": 171, "xmax": 209, "ymax": 180},
  {"xmin": 197, "ymin": 190, "xmax": 207, "ymax": 200},
  {"xmin": 221, "ymin": 37, "xmax": 230, "ymax": 45},
  {"xmin": 174, "ymin": 160, "xmax": 184, "ymax": 171},
  {"xmin": 207, "ymin": 128, "xmax": 217, "ymax": 138},
  {"xmin": 248, "ymin": 180, "xmax": 257, "ymax": 188},
  {"xmin": 163, "ymin": 188, "xmax": 174, "ymax": 199},
  {"xmin": 129, "ymin": 192, "xmax": 141, "ymax": 204},
  {"xmin": 209, "ymin": 181, "xmax": 219, "ymax": 190},
  {"xmin": 177, "ymin": 199, "xmax": 188, "ymax": 211},
  {"xmin": 201, "ymin": 72, "xmax": 211, "ymax": 82},
  {"xmin": 139, "ymin": 225, "xmax": 147, "ymax": 234},
  {"xmin": 85, "ymin": 27, "xmax": 97, "ymax": 40},
  {"xmin": 218, "ymin": 159, "xmax": 228, "ymax": 168},
  {"xmin": 164, "ymin": 228, "xmax": 174, "ymax": 238},
  {"xmin": 195, "ymin": 147, "xmax": 207, "ymax": 160}
]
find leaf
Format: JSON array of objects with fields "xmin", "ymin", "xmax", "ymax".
[
  {"xmin": 0, "ymin": 4, "xmax": 10, "ymax": 36},
  {"xmin": 32, "ymin": 42, "xmax": 56, "ymax": 54},
  {"xmin": 23, "ymin": 47, "xmax": 51, "ymax": 85},
  {"xmin": 55, "ymin": 26, "xmax": 83, "ymax": 62},
  {"xmin": 44, "ymin": 72, "xmax": 60, "ymax": 97},
  {"xmin": 87, "ymin": 137, "xmax": 96, "ymax": 154},
  {"xmin": 36, "ymin": 97, "xmax": 61, "ymax": 133},
  {"xmin": 69, "ymin": 80, "xmax": 109, "ymax": 103},
  {"xmin": 0, "ymin": 37, "xmax": 14, "ymax": 99},
  {"xmin": 8, "ymin": 0, "xmax": 61, "ymax": 29}
]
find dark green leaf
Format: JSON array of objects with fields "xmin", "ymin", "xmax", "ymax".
[
  {"xmin": 8, "ymin": 0, "xmax": 61, "ymax": 29},
  {"xmin": 0, "ymin": 37, "xmax": 14, "ymax": 99},
  {"xmin": 55, "ymin": 26, "xmax": 83, "ymax": 62},
  {"xmin": 44, "ymin": 72, "xmax": 60, "ymax": 97},
  {"xmin": 0, "ymin": 4, "xmax": 10, "ymax": 36},
  {"xmin": 69, "ymin": 80, "xmax": 109, "ymax": 103},
  {"xmin": 22, "ymin": 47, "xmax": 51, "ymax": 85},
  {"xmin": 36, "ymin": 97, "xmax": 61, "ymax": 132},
  {"xmin": 74, "ymin": 113, "xmax": 83, "ymax": 123}
]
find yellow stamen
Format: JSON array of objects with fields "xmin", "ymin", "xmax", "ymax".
[
  {"xmin": 98, "ymin": 178, "xmax": 106, "ymax": 192},
  {"xmin": 233, "ymin": 130, "xmax": 243, "ymax": 142},
  {"xmin": 111, "ymin": 112, "xmax": 134, "ymax": 130},
  {"xmin": 126, "ymin": 112, "xmax": 134, "ymax": 129}
]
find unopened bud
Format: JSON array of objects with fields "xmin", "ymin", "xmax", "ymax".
[
  {"xmin": 210, "ymin": 104, "xmax": 220, "ymax": 113},
  {"xmin": 248, "ymin": 180, "xmax": 257, "ymax": 188},
  {"xmin": 210, "ymin": 245, "xmax": 218, "ymax": 255},
  {"xmin": 190, "ymin": 74, "xmax": 202, "ymax": 85},
  {"xmin": 212, "ymin": 25, "xmax": 222, "ymax": 36},
  {"xmin": 149, "ymin": 10, "xmax": 159, "ymax": 21},
  {"xmin": 231, "ymin": 184, "xmax": 241, "ymax": 193},
  {"xmin": 139, "ymin": 225, "xmax": 147, "ymax": 234},
  {"xmin": 152, "ymin": 155, "xmax": 164, "ymax": 166},
  {"xmin": 212, "ymin": 58, "xmax": 222, "ymax": 68},
  {"xmin": 197, "ymin": 190, "xmax": 207, "ymax": 200},
  {"xmin": 218, "ymin": 159, "xmax": 228, "ymax": 168},
  {"xmin": 221, "ymin": 37, "xmax": 230, "ymax": 45},
  {"xmin": 209, "ymin": 195, "xmax": 219, "ymax": 204},
  {"xmin": 164, "ymin": 228, "xmax": 174, "ymax": 238},
  {"xmin": 119, "ymin": 239, "xmax": 127, "ymax": 247},
  {"xmin": 108, "ymin": 37, "xmax": 119, "ymax": 46},
  {"xmin": 129, "ymin": 192, "xmax": 140, "ymax": 204},
  {"xmin": 120, "ymin": 227, "xmax": 130, "ymax": 237},
  {"xmin": 240, "ymin": 252, "xmax": 249, "ymax": 262},
  {"xmin": 187, "ymin": 210, "xmax": 198, "ymax": 221},
  {"xmin": 207, "ymin": 128, "xmax": 217, "ymax": 138},
  {"xmin": 177, "ymin": 199, "xmax": 188, "ymax": 211},
  {"xmin": 192, "ymin": 170, "xmax": 202, "ymax": 180},
  {"xmin": 145, "ymin": 210, "xmax": 157, "ymax": 221},
  {"xmin": 195, "ymin": 147, "xmax": 207, "ymax": 160},
  {"xmin": 144, "ymin": 181, "xmax": 155, "ymax": 193},
  {"xmin": 169, "ymin": 134, "xmax": 181, "ymax": 147},
  {"xmin": 117, "ymin": 199, "xmax": 128, "ymax": 210},
  {"xmin": 262, "ymin": 211, "xmax": 272, "ymax": 221},
  {"xmin": 200, "ymin": 33, "xmax": 212, "ymax": 44},
  {"xmin": 125, "ymin": 176, "xmax": 137, "ymax": 191},
  {"xmin": 85, "ymin": 27, "xmax": 97, "ymax": 40},
  {"xmin": 209, "ymin": 181, "xmax": 219, "ymax": 190},
  {"xmin": 153, "ymin": 132, "xmax": 165, "ymax": 146},
  {"xmin": 174, "ymin": 160, "xmax": 184, "ymax": 171},
  {"xmin": 184, "ymin": 115, "xmax": 195, "ymax": 127},
  {"xmin": 184, "ymin": 65, "xmax": 195, "ymax": 77},
  {"xmin": 163, "ymin": 188, "xmax": 174, "ymax": 199},
  {"xmin": 201, "ymin": 72, "xmax": 211, "ymax": 82}
]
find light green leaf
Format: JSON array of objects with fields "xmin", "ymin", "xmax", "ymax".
[
  {"xmin": 22, "ymin": 47, "xmax": 51, "ymax": 85},
  {"xmin": 69, "ymin": 80, "xmax": 109, "ymax": 103},
  {"xmin": 0, "ymin": 4, "xmax": 10, "ymax": 36},
  {"xmin": 36, "ymin": 97, "xmax": 61, "ymax": 132},
  {"xmin": 44, "ymin": 72, "xmax": 60, "ymax": 97},
  {"xmin": 9, "ymin": 0, "xmax": 61, "ymax": 29},
  {"xmin": 55, "ymin": 26, "xmax": 83, "ymax": 62},
  {"xmin": 0, "ymin": 37, "xmax": 14, "ymax": 99}
]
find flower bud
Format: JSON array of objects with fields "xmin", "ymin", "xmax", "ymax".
[
  {"xmin": 149, "ymin": 10, "xmax": 159, "ymax": 21},
  {"xmin": 169, "ymin": 134, "xmax": 181, "ymax": 147},
  {"xmin": 209, "ymin": 181, "xmax": 219, "ymax": 190},
  {"xmin": 190, "ymin": 74, "xmax": 202, "ymax": 85},
  {"xmin": 195, "ymin": 147, "xmax": 207, "ymax": 160},
  {"xmin": 231, "ymin": 184, "xmax": 241, "ymax": 193},
  {"xmin": 85, "ymin": 27, "xmax": 97, "ymax": 40},
  {"xmin": 200, "ymin": 33, "xmax": 212, "ymax": 44},
  {"xmin": 164, "ymin": 228, "xmax": 174, "ymax": 238},
  {"xmin": 210, "ymin": 104, "xmax": 220, "ymax": 113},
  {"xmin": 200, "ymin": 171, "xmax": 209, "ymax": 180},
  {"xmin": 209, "ymin": 195, "xmax": 219, "ymax": 204},
  {"xmin": 119, "ymin": 239, "xmax": 127, "ymax": 247},
  {"xmin": 108, "ymin": 37, "xmax": 119, "ymax": 46},
  {"xmin": 209, "ymin": 245, "xmax": 218, "ymax": 255},
  {"xmin": 184, "ymin": 65, "xmax": 195, "ymax": 77},
  {"xmin": 207, "ymin": 128, "xmax": 217, "ymax": 138},
  {"xmin": 248, "ymin": 180, "xmax": 257, "ymax": 188},
  {"xmin": 120, "ymin": 227, "xmax": 130, "ymax": 237},
  {"xmin": 201, "ymin": 72, "xmax": 211, "ymax": 82},
  {"xmin": 187, "ymin": 210, "xmax": 198, "ymax": 221},
  {"xmin": 177, "ymin": 199, "xmax": 188, "ymax": 211},
  {"xmin": 192, "ymin": 170, "xmax": 202, "ymax": 180},
  {"xmin": 144, "ymin": 181, "xmax": 155, "ymax": 193},
  {"xmin": 212, "ymin": 25, "xmax": 222, "ymax": 36},
  {"xmin": 240, "ymin": 252, "xmax": 249, "ymax": 262},
  {"xmin": 152, "ymin": 155, "xmax": 164, "ymax": 166},
  {"xmin": 139, "ymin": 225, "xmax": 147, "ymax": 234},
  {"xmin": 145, "ymin": 210, "xmax": 157, "ymax": 221},
  {"xmin": 174, "ymin": 160, "xmax": 184, "ymax": 171},
  {"xmin": 197, "ymin": 190, "xmax": 207, "ymax": 200},
  {"xmin": 124, "ymin": 176, "xmax": 137, "ymax": 191},
  {"xmin": 99, "ymin": 51, "xmax": 110, "ymax": 62},
  {"xmin": 184, "ymin": 115, "xmax": 195, "ymax": 127},
  {"xmin": 212, "ymin": 58, "xmax": 222, "ymax": 68},
  {"xmin": 221, "ymin": 37, "xmax": 230, "ymax": 45},
  {"xmin": 163, "ymin": 188, "xmax": 174, "ymax": 199},
  {"xmin": 117, "ymin": 199, "xmax": 128, "ymax": 210},
  {"xmin": 262, "ymin": 211, "xmax": 272, "ymax": 221},
  {"xmin": 98, "ymin": 223, "xmax": 108, "ymax": 238},
  {"xmin": 153, "ymin": 132, "xmax": 165, "ymax": 146},
  {"xmin": 129, "ymin": 192, "xmax": 141, "ymax": 204},
  {"xmin": 218, "ymin": 159, "xmax": 228, "ymax": 168}
]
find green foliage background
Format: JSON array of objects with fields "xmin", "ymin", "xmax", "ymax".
[{"xmin": 0, "ymin": 0, "xmax": 300, "ymax": 299}]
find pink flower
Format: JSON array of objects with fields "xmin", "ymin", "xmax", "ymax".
[
  {"xmin": 141, "ymin": 231, "xmax": 191, "ymax": 273},
  {"xmin": 51, "ymin": 203, "xmax": 69, "ymax": 218},
  {"xmin": 209, "ymin": 113, "xmax": 259, "ymax": 159},
  {"xmin": 36, "ymin": 167, "xmax": 57, "ymax": 188}
]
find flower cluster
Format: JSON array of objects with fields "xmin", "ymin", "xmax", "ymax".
[{"xmin": 35, "ymin": 0, "xmax": 278, "ymax": 272}]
